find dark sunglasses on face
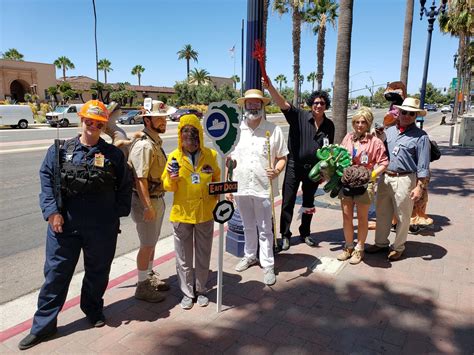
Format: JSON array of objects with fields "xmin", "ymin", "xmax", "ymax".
[
  {"xmin": 313, "ymin": 101, "xmax": 326, "ymax": 106},
  {"xmin": 84, "ymin": 119, "xmax": 105, "ymax": 129},
  {"xmin": 401, "ymin": 110, "xmax": 416, "ymax": 117}
]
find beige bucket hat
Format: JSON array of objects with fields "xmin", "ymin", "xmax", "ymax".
[
  {"xmin": 394, "ymin": 97, "xmax": 427, "ymax": 117},
  {"xmin": 237, "ymin": 89, "xmax": 271, "ymax": 106}
]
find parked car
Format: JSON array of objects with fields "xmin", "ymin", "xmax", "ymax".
[
  {"xmin": 117, "ymin": 110, "xmax": 142, "ymax": 125},
  {"xmin": 425, "ymin": 104, "xmax": 437, "ymax": 112},
  {"xmin": 441, "ymin": 106, "xmax": 452, "ymax": 114},
  {"xmin": 0, "ymin": 104, "xmax": 34, "ymax": 129},
  {"xmin": 169, "ymin": 108, "xmax": 203, "ymax": 122},
  {"xmin": 46, "ymin": 104, "xmax": 84, "ymax": 127}
]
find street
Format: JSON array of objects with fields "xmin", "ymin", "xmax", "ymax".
[{"xmin": 0, "ymin": 109, "xmax": 445, "ymax": 304}]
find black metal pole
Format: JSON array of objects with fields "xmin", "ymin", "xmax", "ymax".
[
  {"xmin": 245, "ymin": 0, "xmax": 263, "ymax": 91},
  {"xmin": 241, "ymin": 19, "xmax": 245, "ymax": 96},
  {"xmin": 92, "ymin": 0, "xmax": 99, "ymax": 83},
  {"xmin": 419, "ymin": 16, "xmax": 435, "ymax": 130}
]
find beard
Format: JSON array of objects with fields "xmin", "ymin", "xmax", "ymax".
[{"xmin": 244, "ymin": 108, "xmax": 264, "ymax": 121}]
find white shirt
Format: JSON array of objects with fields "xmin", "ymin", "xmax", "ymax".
[{"xmin": 231, "ymin": 119, "xmax": 288, "ymax": 198}]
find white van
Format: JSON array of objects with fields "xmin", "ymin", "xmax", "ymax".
[
  {"xmin": 46, "ymin": 104, "xmax": 84, "ymax": 127},
  {"xmin": 0, "ymin": 105, "xmax": 34, "ymax": 129}
]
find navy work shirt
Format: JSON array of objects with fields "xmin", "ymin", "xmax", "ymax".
[
  {"xmin": 282, "ymin": 104, "xmax": 335, "ymax": 166},
  {"xmin": 385, "ymin": 124, "xmax": 430, "ymax": 178},
  {"xmin": 39, "ymin": 136, "xmax": 132, "ymax": 225}
]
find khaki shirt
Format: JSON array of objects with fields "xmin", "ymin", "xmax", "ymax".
[{"xmin": 128, "ymin": 127, "xmax": 166, "ymax": 195}]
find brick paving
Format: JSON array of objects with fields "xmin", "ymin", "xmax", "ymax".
[{"xmin": 1, "ymin": 122, "xmax": 473, "ymax": 354}]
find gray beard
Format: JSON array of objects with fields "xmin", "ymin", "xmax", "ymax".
[{"xmin": 244, "ymin": 108, "xmax": 264, "ymax": 121}]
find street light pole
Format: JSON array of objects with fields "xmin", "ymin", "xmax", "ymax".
[{"xmin": 418, "ymin": 0, "xmax": 447, "ymax": 129}]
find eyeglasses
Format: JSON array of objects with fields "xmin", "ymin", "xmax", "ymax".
[
  {"xmin": 84, "ymin": 119, "xmax": 105, "ymax": 129},
  {"xmin": 313, "ymin": 101, "xmax": 326, "ymax": 106},
  {"xmin": 245, "ymin": 101, "xmax": 263, "ymax": 110},
  {"xmin": 400, "ymin": 110, "xmax": 416, "ymax": 117}
]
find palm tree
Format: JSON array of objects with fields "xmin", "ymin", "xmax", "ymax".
[
  {"xmin": 177, "ymin": 44, "xmax": 199, "ymax": 79},
  {"xmin": 2, "ymin": 48, "xmax": 24, "ymax": 61},
  {"xmin": 47, "ymin": 86, "xmax": 60, "ymax": 104},
  {"xmin": 274, "ymin": 0, "xmax": 306, "ymax": 106},
  {"xmin": 97, "ymin": 58, "xmax": 113, "ymax": 84},
  {"xmin": 54, "ymin": 56, "xmax": 75, "ymax": 81},
  {"xmin": 307, "ymin": 72, "xmax": 316, "ymax": 91},
  {"xmin": 332, "ymin": 0, "xmax": 354, "ymax": 143},
  {"xmin": 189, "ymin": 68, "xmax": 211, "ymax": 86},
  {"xmin": 305, "ymin": 0, "xmax": 338, "ymax": 91},
  {"xmin": 131, "ymin": 65, "xmax": 145, "ymax": 86},
  {"xmin": 400, "ymin": 0, "xmax": 414, "ymax": 87},
  {"xmin": 275, "ymin": 74, "xmax": 287, "ymax": 91},
  {"xmin": 439, "ymin": 0, "xmax": 473, "ymax": 116},
  {"xmin": 231, "ymin": 75, "xmax": 240, "ymax": 90},
  {"xmin": 262, "ymin": 0, "xmax": 270, "ymax": 66}
]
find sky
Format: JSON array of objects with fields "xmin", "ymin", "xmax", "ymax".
[{"xmin": 1, "ymin": 0, "xmax": 458, "ymax": 97}]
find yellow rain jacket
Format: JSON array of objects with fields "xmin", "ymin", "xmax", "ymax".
[{"xmin": 162, "ymin": 114, "xmax": 221, "ymax": 224}]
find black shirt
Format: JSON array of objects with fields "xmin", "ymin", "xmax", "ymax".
[{"xmin": 282, "ymin": 104, "xmax": 335, "ymax": 166}]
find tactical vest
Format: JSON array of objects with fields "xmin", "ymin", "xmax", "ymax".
[{"xmin": 60, "ymin": 139, "xmax": 117, "ymax": 197}]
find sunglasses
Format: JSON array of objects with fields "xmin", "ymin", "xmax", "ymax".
[
  {"xmin": 84, "ymin": 119, "xmax": 105, "ymax": 129},
  {"xmin": 400, "ymin": 110, "xmax": 416, "ymax": 117},
  {"xmin": 313, "ymin": 101, "xmax": 326, "ymax": 106}
]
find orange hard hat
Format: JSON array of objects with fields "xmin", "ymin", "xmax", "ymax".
[{"xmin": 78, "ymin": 100, "xmax": 109, "ymax": 122}]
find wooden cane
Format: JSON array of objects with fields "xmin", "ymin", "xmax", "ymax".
[{"xmin": 265, "ymin": 131, "xmax": 278, "ymax": 249}]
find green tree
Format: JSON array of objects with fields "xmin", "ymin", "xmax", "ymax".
[
  {"xmin": 305, "ymin": 0, "xmax": 338, "ymax": 91},
  {"xmin": 274, "ymin": 74, "xmax": 287, "ymax": 91},
  {"xmin": 332, "ymin": 0, "xmax": 353, "ymax": 143},
  {"xmin": 177, "ymin": 44, "xmax": 199, "ymax": 80},
  {"xmin": 231, "ymin": 75, "xmax": 240, "ymax": 90},
  {"xmin": 189, "ymin": 68, "xmax": 211, "ymax": 86},
  {"xmin": 274, "ymin": 0, "xmax": 306, "ymax": 106},
  {"xmin": 1, "ymin": 48, "xmax": 24, "ymax": 61},
  {"xmin": 131, "ymin": 65, "xmax": 145, "ymax": 86},
  {"xmin": 307, "ymin": 72, "xmax": 316, "ymax": 91},
  {"xmin": 54, "ymin": 56, "xmax": 75, "ymax": 81},
  {"xmin": 97, "ymin": 58, "xmax": 113, "ymax": 84},
  {"xmin": 47, "ymin": 86, "xmax": 60, "ymax": 104}
]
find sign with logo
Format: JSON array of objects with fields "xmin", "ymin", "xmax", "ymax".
[
  {"xmin": 203, "ymin": 101, "xmax": 241, "ymax": 157},
  {"xmin": 213, "ymin": 200, "xmax": 235, "ymax": 224},
  {"xmin": 208, "ymin": 181, "xmax": 238, "ymax": 195}
]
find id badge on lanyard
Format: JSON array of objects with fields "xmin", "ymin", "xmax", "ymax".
[{"xmin": 191, "ymin": 173, "xmax": 200, "ymax": 184}]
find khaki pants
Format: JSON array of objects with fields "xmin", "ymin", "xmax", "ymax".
[
  {"xmin": 375, "ymin": 173, "xmax": 416, "ymax": 252},
  {"xmin": 173, "ymin": 220, "xmax": 214, "ymax": 299}
]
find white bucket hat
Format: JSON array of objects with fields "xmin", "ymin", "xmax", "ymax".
[
  {"xmin": 394, "ymin": 97, "xmax": 427, "ymax": 117},
  {"xmin": 139, "ymin": 100, "xmax": 177, "ymax": 117}
]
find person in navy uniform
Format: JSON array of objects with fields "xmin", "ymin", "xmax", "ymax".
[{"xmin": 19, "ymin": 100, "xmax": 132, "ymax": 350}]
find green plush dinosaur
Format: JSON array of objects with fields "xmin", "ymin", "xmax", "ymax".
[{"xmin": 308, "ymin": 144, "xmax": 352, "ymax": 197}]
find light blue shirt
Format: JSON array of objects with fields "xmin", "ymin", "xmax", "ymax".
[{"xmin": 385, "ymin": 124, "xmax": 430, "ymax": 178}]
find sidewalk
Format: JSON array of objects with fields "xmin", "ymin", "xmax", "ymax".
[{"xmin": 1, "ymin": 122, "xmax": 473, "ymax": 354}]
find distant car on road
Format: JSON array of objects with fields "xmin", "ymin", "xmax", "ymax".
[
  {"xmin": 425, "ymin": 104, "xmax": 437, "ymax": 112},
  {"xmin": 170, "ymin": 108, "xmax": 203, "ymax": 122},
  {"xmin": 118, "ymin": 110, "xmax": 142, "ymax": 125},
  {"xmin": 440, "ymin": 106, "xmax": 452, "ymax": 114}
]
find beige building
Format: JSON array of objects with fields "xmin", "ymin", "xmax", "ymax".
[{"xmin": 0, "ymin": 59, "xmax": 57, "ymax": 102}]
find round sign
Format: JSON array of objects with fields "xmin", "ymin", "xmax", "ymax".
[{"xmin": 204, "ymin": 109, "xmax": 229, "ymax": 140}]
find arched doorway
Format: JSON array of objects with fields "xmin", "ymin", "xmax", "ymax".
[{"xmin": 10, "ymin": 80, "xmax": 30, "ymax": 102}]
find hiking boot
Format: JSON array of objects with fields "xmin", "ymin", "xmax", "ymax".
[
  {"xmin": 388, "ymin": 250, "xmax": 403, "ymax": 261},
  {"xmin": 281, "ymin": 236, "xmax": 290, "ymax": 251},
  {"xmin": 337, "ymin": 247, "xmax": 354, "ymax": 261},
  {"xmin": 235, "ymin": 256, "xmax": 257, "ymax": 272},
  {"xmin": 349, "ymin": 249, "xmax": 364, "ymax": 265},
  {"xmin": 197, "ymin": 294, "xmax": 209, "ymax": 307},
  {"xmin": 263, "ymin": 267, "xmax": 276, "ymax": 286},
  {"xmin": 365, "ymin": 244, "xmax": 390, "ymax": 254},
  {"xmin": 18, "ymin": 329, "xmax": 57, "ymax": 351},
  {"xmin": 135, "ymin": 279, "xmax": 166, "ymax": 303},
  {"xmin": 302, "ymin": 236, "xmax": 316, "ymax": 247},
  {"xmin": 180, "ymin": 296, "xmax": 194, "ymax": 310},
  {"xmin": 148, "ymin": 270, "xmax": 170, "ymax": 291}
]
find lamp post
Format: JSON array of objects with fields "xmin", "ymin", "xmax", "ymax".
[
  {"xmin": 350, "ymin": 70, "xmax": 370, "ymax": 102},
  {"xmin": 418, "ymin": 0, "xmax": 447, "ymax": 129}
]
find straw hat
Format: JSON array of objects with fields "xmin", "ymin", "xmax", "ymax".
[
  {"xmin": 394, "ymin": 97, "xmax": 427, "ymax": 117},
  {"xmin": 237, "ymin": 89, "xmax": 271, "ymax": 106},
  {"xmin": 139, "ymin": 100, "xmax": 176, "ymax": 117}
]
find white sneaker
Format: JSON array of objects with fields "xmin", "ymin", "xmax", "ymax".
[
  {"xmin": 235, "ymin": 256, "xmax": 257, "ymax": 272},
  {"xmin": 263, "ymin": 267, "xmax": 276, "ymax": 286}
]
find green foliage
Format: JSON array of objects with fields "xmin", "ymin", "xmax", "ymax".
[
  {"xmin": 174, "ymin": 82, "xmax": 239, "ymax": 106},
  {"xmin": 2, "ymin": 48, "xmax": 24, "ymax": 61},
  {"xmin": 59, "ymin": 82, "xmax": 72, "ymax": 93},
  {"xmin": 265, "ymin": 105, "xmax": 282, "ymax": 114},
  {"xmin": 280, "ymin": 87, "xmax": 294, "ymax": 103}
]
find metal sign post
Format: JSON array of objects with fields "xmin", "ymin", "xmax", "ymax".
[{"xmin": 203, "ymin": 101, "xmax": 241, "ymax": 312}]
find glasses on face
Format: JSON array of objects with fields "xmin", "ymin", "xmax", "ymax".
[
  {"xmin": 84, "ymin": 119, "xmax": 105, "ymax": 129},
  {"xmin": 245, "ymin": 101, "xmax": 263, "ymax": 110},
  {"xmin": 313, "ymin": 101, "xmax": 326, "ymax": 106},
  {"xmin": 400, "ymin": 110, "xmax": 416, "ymax": 117}
]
